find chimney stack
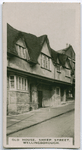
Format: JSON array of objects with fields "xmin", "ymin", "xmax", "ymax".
[{"xmin": 66, "ymin": 43, "xmax": 69, "ymax": 48}]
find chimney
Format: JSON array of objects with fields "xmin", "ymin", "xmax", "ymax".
[{"xmin": 66, "ymin": 43, "xmax": 69, "ymax": 48}]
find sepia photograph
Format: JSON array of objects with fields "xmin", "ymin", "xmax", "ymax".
[{"xmin": 3, "ymin": 2, "xmax": 80, "ymax": 148}]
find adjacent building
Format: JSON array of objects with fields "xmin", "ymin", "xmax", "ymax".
[{"xmin": 7, "ymin": 24, "xmax": 75, "ymax": 115}]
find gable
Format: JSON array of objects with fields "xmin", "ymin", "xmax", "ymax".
[
  {"xmin": 16, "ymin": 38, "xmax": 26, "ymax": 48},
  {"xmin": 7, "ymin": 23, "xmax": 47, "ymax": 64},
  {"xmin": 64, "ymin": 45, "xmax": 75, "ymax": 60},
  {"xmin": 15, "ymin": 38, "xmax": 30, "ymax": 60},
  {"xmin": 41, "ymin": 41, "xmax": 51, "ymax": 57},
  {"xmin": 57, "ymin": 45, "xmax": 75, "ymax": 61}
]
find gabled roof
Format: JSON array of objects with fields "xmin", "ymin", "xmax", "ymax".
[
  {"xmin": 57, "ymin": 45, "xmax": 75, "ymax": 60},
  {"xmin": 50, "ymin": 48, "xmax": 68, "ymax": 67},
  {"xmin": 7, "ymin": 23, "xmax": 75, "ymax": 72},
  {"xmin": 7, "ymin": 23, "xmax": 47, "ymax": 63},
  {"xmin": 7, "ymin": 23, "xmax": 19, "ymax": 55},
  {"xmin": 50, "ymin": 48, "xmax": 58, "ymax": 64}
]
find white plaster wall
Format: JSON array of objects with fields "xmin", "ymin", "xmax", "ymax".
[{"xmin": 41, "ymin": 41, "xmax": 51, "ymax": 57}]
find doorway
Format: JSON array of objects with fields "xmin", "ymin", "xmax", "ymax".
[
  {"xmin": 61, "ymin": 88, "xmax": 64, "ymax": 101},
  {"xmin": 38, "ymin": 91, "xmax": 43, "ymax": 108}
]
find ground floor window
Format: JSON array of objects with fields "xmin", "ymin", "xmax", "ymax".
[
  {"xmin": 56, "ymin": 87, "xmax": 60, "ymax": 95},
  {"xmin": 9, "ymin": 75, "xmax": 28, "ymax": 91},
  {"xmin": 9, "ymin": 75, "xmax": 16, "ymax": 89}
]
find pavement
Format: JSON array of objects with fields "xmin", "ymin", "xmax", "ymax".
[{"xmin": 7, "ymin": 100, "xmax": 74, "ymax": 136}]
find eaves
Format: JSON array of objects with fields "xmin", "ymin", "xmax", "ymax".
[{"xmin": 7, "ymin": 66, "xmax": 73, "ymax": 86}]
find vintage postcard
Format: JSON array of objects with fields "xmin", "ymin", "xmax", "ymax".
[{"xmin": 3, "ymin": 2, "xmax": 80, "ymax": 148}]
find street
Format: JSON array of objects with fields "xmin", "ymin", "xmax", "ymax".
[{"xmin": 7, "ymin": 110, "xmax": 74, "ymax": 138}]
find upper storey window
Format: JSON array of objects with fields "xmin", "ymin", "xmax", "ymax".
[
  {"xmin": 65, "ymin": 69, "xmax": 70, "ymax": 78},
  {"xmin": 15, "ymin": 44, "xmax": 26, "ymax": 59},
  {"xmin": 15, "ymin": 38, "xmax": 30, "ymax": 60},
  {"xmin": 57, "ymin": 65, "xmax": 61, "ymax": 73},
  {"xmin": 40, "ymin": 53, "xmax": 50, "ymax": 70}
]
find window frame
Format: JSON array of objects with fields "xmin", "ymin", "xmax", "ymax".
[
  {"xmin": 40, "ymin": 53, "xmax": 51, "ymax": 71},
  {"xmin": 18, "ymin": 76, "xmax": 28, "ymax": 91},
  {"xmin": 9, "ymin": 75, "xmax": 28, "ymax": 92},
  {"xmin": 65, "ymin": 69, "xmax": 71, "ymax": 78},
  {"xmin": 57, "ymin": 65, "xmax": 61, "ymax": 73},
  {"xmin": 9, "ymin": 75, "xmax": 16, "ymax": 90},
  {"xmin": 15, "ymin": 44, "xmax": 26, "ymax": 59}
]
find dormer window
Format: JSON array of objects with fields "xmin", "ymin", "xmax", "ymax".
[
  {"xmin": 65, "ymin": 69, "xmax": 70, "ymax": 78},
  {"xmin": 57, "ymin": 65, "xmax": 61, "ymax": 73},
  {"xmin": 40, "ymin": 53, "xmax": 50, "ymax": 71},
  {"xmin": 15, "ymin": 44, "xmax": 26, "ymax": 59}
]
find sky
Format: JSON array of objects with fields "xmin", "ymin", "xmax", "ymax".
[{"xmin": 3, "ymin": 3, "xmax": 80, "ymax": 52}]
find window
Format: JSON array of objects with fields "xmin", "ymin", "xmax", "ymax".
[
  {"xmin": 18, "ymin": 77, "xmax": 22, "ymax": 90},
  {"xmin": 22, "ymin": 78, "xmax": 26, "ymax": 90},
  {"xmin": 9, "ymin": 75, "xmax": 27, "ymax": 91},
  {"xmin": 57, "ymin": 65, "xmax": 61, "ymax": 73},
  {"xmin": 56, "ymin": 87, "xmax": 60, "ymax": 95},
  {"xmin": 25, "ymin": 79, "xmax": 27, "ymax": 90},
  {"xmin": 40, "ymin": 53, "xmax": 50, "ymax": 70},
  {"xmin": 15, "ymin": 44, "xmax": 26, "ymax": 59},
  {"xmin": 18, "ymin": 77, "xmax": 27, "ymax": 91},
  {"xmin": 65, "ymin": 69, "xmax": 70, "ymax": 77},
  {"xmin": 9, "ymin": 76, "xmax": 16, "ymax": 89}
]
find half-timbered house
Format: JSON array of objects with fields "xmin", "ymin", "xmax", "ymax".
[{"xmin": 7, "ymin": 24, "xmax": 75, "ymax": 115}]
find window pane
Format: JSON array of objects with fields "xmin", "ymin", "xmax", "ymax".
[
  {"xmin": 16, "ymin": 76, "xmax": 18, "ymax": 89},
  {"xmin": 23, "ymin": 79, "xmax": 25, "ymax": 90},
  {"xmin": 19, "ymin": 77, "xmax": 21, "ymax": 89},
  {"xmin": 57, "ymin": 65, "xmax": 60, "ymax": 71},
  {"xmin": 18, "ymin": 48, "xmax": 20, "ymax": 56},
  {"xmin": 22, "ymin": 78, "xmax": 25, "ymax": 90},
  {"xmin": 43, "ymin": 55, "xmax": 45, "ymax": 67},
  {"xmin": 48, "ymin": 58, "xmax": 50, "ymax": 70},
  {"xmin": 40, "ymin": 54, "xmax": 42, "ymax": 66},
  {"xmin": 66, "ymin": 69, "xmax": 70, "ymax": 77},
  {"xmin": 25, "ymin": 79, "xmax": 27, "ymax": 90},
  {"xmin": 42, "ymin": 55, "xmax": 44, "ymax": 67},
  {"xmin": 22, "ymin": 78, "xmax": 23, "ymax": 90},
  {"xmin": 23, "ymin": 49, "xmax": 26, "ymax": 58},
  {"xmin": 44, "ymin": 56, "xmax": 47, "ymax": 68},
  {"xmin": 22, "ymin": 48, "xmax": 24, "ymax": 58},
  {"xmin": 21, "ymin": 47, "xmax": 23, "ymax": 57},
  {"xmin": 10, "ymin": 76, "xmax": 14, "ymax": 89}
]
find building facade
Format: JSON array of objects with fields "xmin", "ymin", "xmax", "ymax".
[{"xmin": 7, "ymin": 24, "xmax": 75, "ymax": 115}]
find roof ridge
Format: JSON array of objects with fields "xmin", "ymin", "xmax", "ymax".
[{"xmin": 57, "ymin": 44, "xmax": 72, "ymax": 52}]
